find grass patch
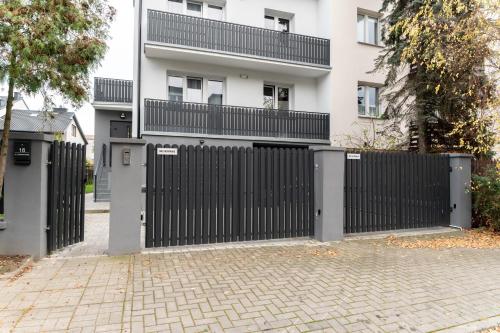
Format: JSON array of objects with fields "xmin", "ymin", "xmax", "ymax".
[{"xmin": 85, "ymin": 183, "xmax": 93, "ymax": 194}]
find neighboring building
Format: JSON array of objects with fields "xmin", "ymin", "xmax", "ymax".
[
  {"xmin": 0, "ymin": 108, "xmax": 87, "ymax": 145},
  {"xmin": 85, "ymin": 134, "xmax": 95, "ymax": 164},
  {"xmin": 92, "ymin": 77, "xmax": 133, "ymax": 201},
  {"xmin": 93, "ymin": 0, "xmax": 387, "ymax": 200}
]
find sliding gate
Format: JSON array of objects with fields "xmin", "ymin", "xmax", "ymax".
[
  {"xmin": 145, "ymin": 145, "xmax": 315, "ymax": 248},
  {"xmin": 345, "ymin": 151, "xmax": 450, "ymax": 234}
]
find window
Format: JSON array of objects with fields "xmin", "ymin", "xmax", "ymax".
[
  {"xmin": 168, "ymin": 0, "xmax": 183, "ymax": 14},
  {"xmin": 358, "ymin": 85, "xmax": 379, "ymax": 117},
  {"xmin": 278, "ymin": 18, "xmax": 290, "ymax": 33},
  {"xmin": 264, "ymin": 15, "xmax": 290, "ymax": 32},
  {"xmin": 187, "ymin": 1, "xmax": 202, "ymax": 17},
  {"xmin": 207, "ymin": 5, "xmax": 223, "ymax": 20},
  {"xmin": 208, "ymin": 80, "xmax": 223, "ymax": 105},
  {"xmin": 187, "ymin": 77, "xmax": 203, "ymax": 103},
  {"xmin": 277, "ymin": 87, "xmax": 289, "ymax": 110},
  {"xmin": 265, "ymin": 15, "xmax": 275, "ymax": 30},
  {"xmin": 168, "ymin": 76, "xmax": 183, "ymax": 102},
  {"xmin": 264, "ymin": 85, "xmax": 290, "ymax": 110},
  {"xmin": 357, "ymin": 13, "xmax": 380, "ymax": 45},
  {"xmin": 263, "ymin": 85, "xmax": 275, "ymax": 109},
  {"xmin": 71, "ymin": 124, "xmax": 77, "ymax": 137},
  {"xmin": 168, "ymin": 75, "xmax": 225, "ymax": 105}
]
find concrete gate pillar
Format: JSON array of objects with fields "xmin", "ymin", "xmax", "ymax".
[
  {"xmin": 311, "ymin": 146, "xmax": 345, "ymax": 242},
  {"xmin": 108, "ymin": 138, "xmax": 146, "ymax": 256},
  {"xmin": 449, "ymin": 154, "xmax": 472, "ymax": 229},
  {"xmin": 0, "ymin": 133, "xmax": 53, "ymax": 260}
]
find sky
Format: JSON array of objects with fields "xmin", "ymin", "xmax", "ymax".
[{"xmin": 7, "ymin": 0, "xmax": 134, "ymax": 135}]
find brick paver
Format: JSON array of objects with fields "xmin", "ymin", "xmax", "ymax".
[{"xmin": 0, "ymin": 238, "xmax": 499, "ymax": 332}]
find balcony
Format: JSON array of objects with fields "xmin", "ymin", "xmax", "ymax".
[
  {"xmin": 145, "ymin": 10, "xmax": 331, "ymax": 77},
  {"xmin": 94, "ymin": 78, "xmax": 133, "ymax": 104},
  {"xmin": 143, "ymin": 99, "xmax": 330, "ymax": 142}
]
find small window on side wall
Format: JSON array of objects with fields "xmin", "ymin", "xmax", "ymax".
[
  {"xmin": 358, "ymin": 85, "xmax": 380, "ymax": 117},
  {"xmin": 357, "ymin": 13, "xmax": 380, "ymax": 45}
]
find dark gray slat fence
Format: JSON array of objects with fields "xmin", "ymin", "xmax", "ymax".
[
  {"xmin": 144, "ymin": 99, "xmax": 330, "ymax": 141},
  {"xmin": 94, "ymin": 77, "xmax": 133, "ymax": 103},
  {"xmin": 47, "ymin": 142, "xmax": 86, "ymax": 253},
  {"xmin": 145, "ymin": 144, "xmax": 314, "ymax": 248},
  {"xmin": 344, "ymin": 151, "xmax": 450, "ymax": 234},
  {"xmin": 147, "ymin": 10, "xmax": 330, "ymax": 66}
]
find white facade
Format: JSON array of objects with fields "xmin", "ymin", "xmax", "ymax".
[
  {"xmin": 133, "ymin": 0, "xmax": 385, "ymax": 146},
  {"xmin": 330, "ymin": 0, "xmax": 387, "ymax": 146}
]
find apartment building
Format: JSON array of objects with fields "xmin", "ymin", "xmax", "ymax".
[{"xmin": 93, "ymin": 0, "xmax": 385, "ymax": 200}]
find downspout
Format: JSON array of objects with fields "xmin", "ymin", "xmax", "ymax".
[{"xmin": 137, "ymin": 0, "xmax": 143, "ymax": 138}]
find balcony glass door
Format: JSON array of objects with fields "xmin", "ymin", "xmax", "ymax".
[
  {"xmin": 264, "ymin": 85, "xmax": 275, "ymax": 109},
  {"xmin": 278, "ymin": 87, "xmax": 289, "ymax": 110},
  {"xmin": 264, "ymin": 85, "xmax": 290, "ymax": 110},
  {"xmin": 168, "ymin": 76, "xmax": 183, "ymax": 102},
  {"xmin": 207, "ymin": 5, "xmax": 223, "ymax": 20},
  {"xmin": 187, "ymin": 1, "xmax": 202, "ymax": 17},
  {"xmin": 208, "ymin": 80, "xmax": 223, "ymax": 105},
  {"xmin": 187, "ymin": 77, "xmax": 203, "ymax": 103}
]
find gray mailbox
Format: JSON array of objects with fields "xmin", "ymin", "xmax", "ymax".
[{"xmin": 13, "ymin": 140, "xmax": 31, "ymax": 166}]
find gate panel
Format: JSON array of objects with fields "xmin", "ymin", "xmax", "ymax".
[
  {"xmin": 345, "ymin": 151, "xmax": 450, "ymax": 234},
  {"xmin": 47, "ymin": 141, "xmax": 86, "ymax": 253},
  {"xmin": 145, "ymin": 144, "xmax": 315, "ymax": 248}
]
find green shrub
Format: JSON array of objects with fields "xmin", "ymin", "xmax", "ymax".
[{"xmin": 472, "ymin": 164, "xmax": 500, "ymax": 231}]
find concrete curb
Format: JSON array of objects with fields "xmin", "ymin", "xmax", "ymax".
[
  {"xmin": 0, "ymin": 256, "xmax": 33, "ymax": 281},
  {"xmin": 435, "ymin": 315, "xmax": 500, "ymax": 333}
]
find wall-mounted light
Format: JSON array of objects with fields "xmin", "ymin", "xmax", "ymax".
[
  {"xmin": 120, "ymin": 112, "xmax": 126, "ymax": 120},
  {"xmin": 240, "ymin": 74, "xmax": 248, "ymax": 79}
]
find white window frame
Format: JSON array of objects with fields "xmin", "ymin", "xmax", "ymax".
[
  {"xmin": 357, "ymin": 12, "xmax": 381, "ymax": 46},
  {"xmin": 263, "ymin": 83, "xmax": 293, "ymax": 110},
  {"xmin": 264, "ymin": 9, "xmax": 294, "ymax": 33},
  {"xmin": 167, "ymin": 0, "xmax": 226, "ymax": 20},
  {"xmin": 167, "ymin": 72, "xmax": 226, "ymax": 105},
  {"xmin": 358, "ymin": 84, "xmax": 381, "ymax": 118}
]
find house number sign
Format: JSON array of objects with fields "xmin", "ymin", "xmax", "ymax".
[
  {"xmin": 157, "ymin": 148, "xmax": 178, "ymax": 156},
  {"xmin": 347, "ymin": 153, "xmax": 361, "ymax": 160}
]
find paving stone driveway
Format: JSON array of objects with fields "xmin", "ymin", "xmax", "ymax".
[{"xmin": 0, "ymin": 238, "xmax": 499, "ymax": 333}]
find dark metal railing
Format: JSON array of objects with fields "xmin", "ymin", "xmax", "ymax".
[
  {"xmin": 94, "ymin": 77, "xmax": 133, "ymax": 103},
  {"xmin": 147, "ymin": 10, "xmax": 330, "ymax": 67},
  {"xmin": 144, "ymin": 99, "xmax": 330, "ymax": 141}
]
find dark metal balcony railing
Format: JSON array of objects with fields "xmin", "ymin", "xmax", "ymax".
[
  {"xmin": 147, "ymin": 10, "xmax": 330, "ymax": 67},
  {"xmin": 144, "ymin": 99, "xmax": 330, "ymax": 141},
  {"xmin": 94, "ymin": 77, "xmax": 133, "ymax": 103}
]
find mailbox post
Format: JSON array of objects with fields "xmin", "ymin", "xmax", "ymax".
[{"xmin": 0, "ymin": 133, "xmax": 53, "ymax": 260}]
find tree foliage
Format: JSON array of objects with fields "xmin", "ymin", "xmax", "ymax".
[
  {"xmin": 0, "ymin": 0, "xmax": 114, "ymax": 192},
  {"xmin": 377, "ymin": 0, "xmax": 499, "ymax": 157}
]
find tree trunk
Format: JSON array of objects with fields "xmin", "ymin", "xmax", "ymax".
[
  {"xmin": 417, "ymin": 108, "xmax": 428, "ymax": 153},
  {"xmin": 0, "ymin": 76, "xmax": 15, "ymax": 194}
]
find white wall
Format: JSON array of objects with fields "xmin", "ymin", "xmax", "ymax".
[
  {"xmin": 135, "ymin": 0, "xmax": 329, "ymax": 136},
  {"xmin": 134, "ymin": 0, "xmax": 391, "ymax": 146},
  {"xmin": 330, "ymin": 0, "xmax": 387, "ymax": 146}
]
